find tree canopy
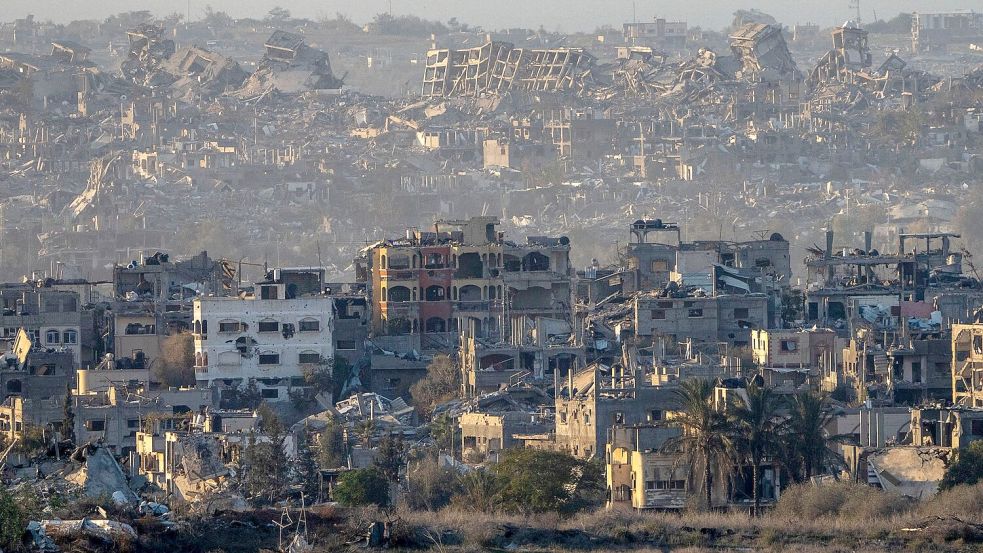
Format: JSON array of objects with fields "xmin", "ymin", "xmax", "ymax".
[
  {"xmin": 493, "ymin": 449, "xmax": 603, "ymax": 514},
  {"xmin": 334, "ymin": 467, "xmax": 390, "ymax": 507},
  {"xmin": 940, "ymin": 440, "xmax": 983, "ymax": 491}
]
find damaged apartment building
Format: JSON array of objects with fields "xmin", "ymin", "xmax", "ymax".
[
  {"xmin": 806, "ymin": 230, "xmax": 980, "ymax": 403},
  {"xmin": 584, "ymin": 219, "xmax": 792, "ymax": 360},
  {"xmin": 192, "ymin": 267, "xmax": 335, "ymax": 403},
  {"xmin": 357, "ymin": 216, "xmax": 574, "ymax": 349},
  {"xmin": 355, "ymin": 216, "xmax": 578, "ymax": 396},
  {"xmin": 0, "ymin": 329, "xmax": 74, "ymax": 440},
  {"xmin": 422, "ymin": 39, "xmax": 596, "ymax": 97}
]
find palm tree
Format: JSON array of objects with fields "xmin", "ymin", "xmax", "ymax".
[
  {"xmin": 730, "ymin": 382, "xmax": 782, "ymax": 516},
  {"xmin": 662, "ymin": 379, "xmax": 736, "ymax": 510},
  {"xmin": 356, "ymin": 419, "xmax": 375, "ymax": 448},
  {"xmin": 784, "ymin": 392, "xmax": 837, "ymax": 482}
]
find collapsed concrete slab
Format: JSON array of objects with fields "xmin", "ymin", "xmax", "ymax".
[
  {"xmin": 235, "ymin": 30, "xmax": 344, "ymax": 100},
  {"xmin": 65, "ymin": 445, "xmax": 138, "ymax": 503}
]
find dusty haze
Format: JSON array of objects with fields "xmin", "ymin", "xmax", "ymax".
[{"xmin": 4, "ymin": 0, "xmax": 976, "ymax": 30}]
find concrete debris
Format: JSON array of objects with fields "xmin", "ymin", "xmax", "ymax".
[
  {"xmin": 235, "ymin": 30, "xmax": 344, "ymax": 100},
  {"xmin": 867, "ymin": 447, "xmax": 951, "ymax": 499},
  {"xmin": 138, "ymin": 501, "xmax": 171, "ymax": 517},
  {"xmin": 28, "ymin": 518, "xmax": 137, "ymax": 550},
  {"xmin": 64, "ymin": 445, "xmax": 138, "ymax": 504}
]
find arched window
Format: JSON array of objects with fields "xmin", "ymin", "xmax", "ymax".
[
  {"xmin": 523, "ymin": 251, "xmax": 550, "ymax": 271},
  {"xmin": 45, "ymin": 329, "xmax": 60, "ymax": 344},
  {"xmin": 63, "ymin": 330, "xmax": 78, "ymax": 344},
  {"xmin": 299, "ymin": 350, "xmax": 321, "ymax": 364},
  {"xmin": 425, "ymin": 317, "xmax": 446, "ymax": 333},
  {"xmin": 381, "ymin": 254, "xmax": 387, "ymax": 269},
  {"xmin": 299, "ymin": 318, "xmax": 320, "ymax": 332},
  {"xmin": 388, "ymin": 286, "xmax": 411, "ymax": 302},
  {"xmin": 459, "ymin": 285, "xmax": 481, "ymax": 302}
]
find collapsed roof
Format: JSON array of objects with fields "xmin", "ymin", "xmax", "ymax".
[{"xmin": 235, "ymin": 30, "xmax": 344, "ymax": 100}]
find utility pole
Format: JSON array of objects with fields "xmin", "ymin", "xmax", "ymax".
[{"xmin": 848, "ymin": 0, "xmax": 862, "ymax": 25}]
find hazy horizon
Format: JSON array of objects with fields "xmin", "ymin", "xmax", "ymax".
[{"xmin": 4, "ymin": 1, "xmax": 978, "ymax": 32}]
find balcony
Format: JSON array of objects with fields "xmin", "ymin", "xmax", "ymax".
[
  {"xmin": 382, "ymin": 270, "xmax": 416, "ymax": 281},
  {"xmin": 456, "ymin": 300, "xmax": 504, "ymax": 312},
  {"xmin": 383, "ymin": 303, "xmax": 418, "ymax": 317},
  {"xmin": 456, "ymin": 301, "xmax": 490, "ymax": 312}
]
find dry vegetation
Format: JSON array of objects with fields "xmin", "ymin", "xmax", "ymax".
[
  {"xmin": 364, "ymin": 482, "xmax": 983, "ymax": 552},
  {"xmin": 22, "ymin": 482, "xmax": 983, "ymax": 552}
]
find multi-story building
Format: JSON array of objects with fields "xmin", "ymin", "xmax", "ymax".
[
  {"xmin": 953, "ymin": 323, "xmax": 983, "ymax": 408},
  {"xmin": 554, "ymin": 364, "xmax": 677, "ymax": 459},
  {"xmin": 192, "ymin": 268, "xmax": 334, "ymax": 402},
  {"xmin": 634, "ymin": 293, "xmax": 768, "ymax": 348},
  {"xmin": 0, "ymin": 329, "xmax": 75, "ymax": 440},
  {"xmin": 912, "ymin": 11, "xmax": 983, "ymax": 53},
  {"xmin": 623, "ymin": 220, "xmax": 791, "ymax": 296},
  {"xmin": 0, "ymin": 283, "xmax": 89, "ymax": 366},
  {"xmin": 751, "ymin": 328, "xmax": 839, "ymax": 369},
  {"xmin": 606, "ymin": 424, "xmax": 688, "ymax": 509},
  {"xmin": 358, "ymin": 216, "xmax": 574, "ymax": 351},
  {"xmin": 74, "ymin": 385, "xmax": 213, "ymax": 455},
  {"xmin": 623, "ymin": 18, "xmax": 688, "ymax": 48}
]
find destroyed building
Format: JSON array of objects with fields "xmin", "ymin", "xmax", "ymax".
[
  {"xmin": 551, "ymin": 364, "xmax": 678, "ymax": 458},
  {"xmin": 73, "ymin": 385, "xmax": 213, "ymax": 455},
  {"xmin": 236, "ymin": 30, "xmax": 344, "ymax": 99},
  {"xmin": 606, "ymin": 423, "xmax": 688, "ymax": 509},
  {"xmin": 622, "ymin": 18, "xmax": 688, "ymax": 49},
  {"xmin": 422, "ymin": 40, "xmax": 596, "ymax": 97},
  {"xmin": 357, "ymin": 216, "xmax": 574, "ymax": 353},
  {"xmin": 952, "ymin": 323, "xmax": 983, "ymax": 408},
  {"xmin": 0, "ymin": 282, "xmax": 93, "ymax": 366},
  {"xmin": 0, "ymin": 329, "xmax": 74, "ymax": 440}
]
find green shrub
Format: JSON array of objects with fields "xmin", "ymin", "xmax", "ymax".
[
  {"xmin": 335, "ymin": 467, "xmax": 390, "ymax": 507},
  {"xmin": 939, "ymin": 441, "xmax": 983, "ymax": 491},
  {"xmin": 0, "ymin": 487, "xmax": 26, "ymax": 551}
]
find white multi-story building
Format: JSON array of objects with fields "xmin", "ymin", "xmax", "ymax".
[{"xmin": 192, "ymin": 273, "xmax": 334, "ymax": 402}]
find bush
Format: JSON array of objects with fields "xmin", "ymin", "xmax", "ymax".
[
  {"xmin": 155, "ymin": 332, "xmax": 195, "ymax": 387},
  {"xmin": 939, "ymin": 441, "xmax": 983, "ymax": 491},
  {"xmin": 335, "ymin": 468, "xmax": 390, "ymax": 507},
  {"xmin": 0, "ymin": 487, "xmax": 26, "ymax": 551},
  {"xmin": 404, "ymin": 454, "xmax": 459, "ymax": 511},
  {"xmin": 493, "ymin": 449, "xmax": 603, "ymax": 515},
  {"xmin": 452, "ymin": 469, "xmax": 502, "ymax": 513},
  {"xmin": 773, "ymin": 482, "xmax": 911, "ymax": 521},
  {"xmin": 409, "ymin": 355, "xmax": 460, "ymax": 419},
  {"xmin": 918, "ymin": 482, "xmax": 983, "ymax": 519}
]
